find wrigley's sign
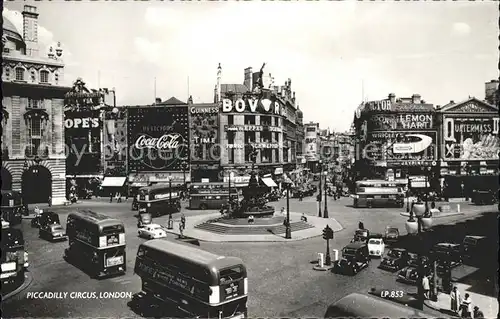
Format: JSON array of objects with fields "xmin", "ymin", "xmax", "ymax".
[{"xmin": 222, "ymin": 98, "xmax": 286, "ymax": 116}]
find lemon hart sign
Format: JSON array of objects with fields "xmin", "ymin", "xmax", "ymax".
[{"xmin": 127, "ymin": 106, "xmax": 189, "ymax": 171}]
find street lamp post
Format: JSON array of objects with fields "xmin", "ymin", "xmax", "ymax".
[
  {"xmin": 285, "ymin": 181, "xmax": 292, "ymax": 239},
  {"xmin": 407, "ymin": 175, "xmax": 411, "ymax": 213},
  {"xmin": 167, "ymin": 175, "xmax": 173, "ymax": 229},
  {"xmin": 228, "ymin": 171, "xmax": 234, "ymax": 214},
  {"xmin": 324, "ymin": 170, "xmax": 329, "ymax": 218},
  {"xmin": 181, "ymin": 161, "xmax": 188, "ymax": 188},
  {"xmin": 318, "ymin": 160, "xmax": 323, "ymax": 217}
]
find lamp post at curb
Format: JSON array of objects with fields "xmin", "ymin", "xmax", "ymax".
[
  {"xmin": 323, "ymin": 170, "xmax": 329, "ymax": 218},
  {"xmin": 318, "ymin": 160, "xmax": 323, "ymax": 217},
  {"xmin": 181, "ymin": 160, "xmax": 188, "ymax": 189},
  {"xmin": 284, "ymin": 179, "xmax": 292, "ymax": 239},
  {"xmin": 406, "ymin": 175, "xmax": 411, "ymax": 213},
  {"xmin": 167, "ymin": 175, "xmax": 173, "ymax": 229},
  {"xmin": 228, "ymin": 171, "xmax": 234, "ymax": 214},
  {"xmin": 322, "ymin": 225, "xmax": 334, "ymax": 265}
]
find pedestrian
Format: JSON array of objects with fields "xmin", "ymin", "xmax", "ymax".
[
  {"xmin": 460, "ymin": 293, "xmax": 472, "ymax": 318},
  {"xmin": 299, "ymin": 191, "xmax": 303, "ymax": 201},
  {"xmin": 181, "ymin": 213, "xmax": 186, "ymax": 229},
  {"xmin": 248, "ymin": 215, "xmax": 254, "ymax": 224},
  {"xmin": 422, "ymin": 275, "xmax": 430, "ymax": 299},
  {"xmin": 48, "ymin": 196, "xmax": 52, "ymax": 207},
  {"xmin": 281, "ymin": 207, "xmax": 285, "ymax": 216},
  {"xmin": 117, "ymin": 192, "xmax": 122, "ymax": 203},
  {"xmin": 301, "ymin": 213, "xmax": 308, "ymax": 222},
  {"xmin": 110, "ymin": 193, "xmax": 113, "ymax": 203},
  {"xmin": 473, "ymin": 306, "xmax": 484, "ymax": 319},
  {"xmin": 358, "ymin": 221, "xmax": 364, "ymax": 230},
  {"xmin": 179, "ymin": 221, "xmax": 184, "ymax": 238},
  {"xmin": 429, "ymin": 201, "xmax": 440, "ymax": 216},
  {"xmin": 461, "ymin": 181, "xmax": 465, "ymax": 200}
]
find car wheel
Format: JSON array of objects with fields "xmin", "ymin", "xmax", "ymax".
[{"xmin": 200, "ymin": 204, "xmax": 208, "ymax": 210}]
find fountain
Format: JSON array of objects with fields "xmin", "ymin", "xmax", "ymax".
[{"xmin": 231, "ymin": 168, "xmax": 275, "ymax": 218}]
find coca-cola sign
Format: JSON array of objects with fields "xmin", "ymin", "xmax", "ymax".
[{"xmin": 128, "ymin": 107, "xmax": 189, "ymax": 171}]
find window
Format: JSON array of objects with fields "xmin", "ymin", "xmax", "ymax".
[
  {"xmin": 244, "ymin": 132, "xmax": 255, "ymax": 143},
  {"xmin": 227, "ymin": 115, "xmax": 234, "ymax": 125},
  {"xmin": 244, "ymin": 115, "xmax": 255, "ymax": 125},
  {"xmin": 274, "ymin": 149, "xmax": 279, "ymax": 163},
  {"xmin": 261, "ymin": 116, "xmax": 271, "ymax": 126},
  {"xmin": 261, "ymin": 131, "xmax": 271, "ymax": 143},
  {"xmin": 261, "ymin": 149, "xmax": 272, "ymax": 163},
  {"xmin": 40, "ymin": 70, "xmax": 49, "ymax": 83},
  {"xmin": 54, "ymin": 73, "xmax": 59, "ymax": 84},
  {"xmin": 30, "ymin": 70, "xmax": 36, "ymax": 82},
  {"xmin": 15, "ymin": 67, "xmax": 24, "ymax": 81},
  {"xmin": 273, "ymin": 132, "xmax": 279, "ymax": 143},
  {"xmin": 4, "ymin": 68, "xmax": 10, "ymax": 79},
  {"xmin": 28, "ymin": 98, "xmax": 42, "ymax": 109},
  {"xmin": 27, "ymin": 118, "xmax": 42, "ymax": 156}
]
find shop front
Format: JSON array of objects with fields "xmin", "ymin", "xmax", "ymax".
[{"xmin": 438, "ymin": 98, "xmax": 499, "ymax": 197}]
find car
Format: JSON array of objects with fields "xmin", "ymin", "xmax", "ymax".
[
  {"xmin": 138, "ymin": 224, "xmax": 167, "ymax": 239},
  {"xmin": 39, "ymin": 223, "xmax": 67, "ymax": 241},
  {"xmin": 379, "ymin": 248, "xmax": 410, "ymax": 271},
  {"xmin": 31, "ymin": 211, "xmax": 60, "ymax": 228},
  {"xmin": 2, "ymin": 218, "xmax": 10, "ymax": 229},
  {"xmin": 461, "ymin": 235, "xmax": 488, "ymax": 264},
  {"xmin": 333, "ymin": 242, "xmax": 370, "ymax": 275},
  {"xmin": 397, "ymin": 266, "xmax": 420, "ymax": 285},
  {"xmin": 351, "ymin": 229, "xmax": 369, "ymax": 243},
  {"xmin": 368, "ymin": 238, "xmax": 385, "ymax": 257},
  {"xmin": 407, "ymin": 253, "xmax": 431, "ymax": 269},
  {"xmin": 137, "ymin": 213, "xmax": 152, "ymax": 228},
  {"xmin": 430, "ymin": 243, "xmax": 462, "ymax": 267},
  {"xmin": 384, "ymin": 226, "xmax": 399, "ymax": 244}
]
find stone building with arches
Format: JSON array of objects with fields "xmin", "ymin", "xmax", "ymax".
[{"xmin": 2, "ymin": 5, "xmax": 71, "ymax": 205}]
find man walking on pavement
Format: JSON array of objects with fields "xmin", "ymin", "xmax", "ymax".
[
  {"xmin": 450, "ymin": 286, "xmax": 461, "ymax": 315},
  {"xmin": 422, "ymin": 275, "xmax": 430, "ymax": 299}
]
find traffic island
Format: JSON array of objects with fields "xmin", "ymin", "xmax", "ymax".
[
  {"xmin": 312, "ymin": 264, "xmax": 334, "ymax": 271},
  {"xmin": 161, "ymin": 212, "xmax": 343, "ymax": 242}
]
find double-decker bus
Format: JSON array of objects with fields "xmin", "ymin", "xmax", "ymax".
[
  {"xmin": 64, "ymin": 210, "xmax": 126, "ymax": 278},
  {"xmin": 189, "ymin": 182, "xmax": 240, "ymax": 210},
  {"xmin": 137, "ymin": 184, "xmax": 182, "ymax": 216},
  {"xmin": 352, "ymin": 180, "xmax": 405, "ymax": 208},
  {"xmin": 1, "ymin": 226, "xmax": 28, "ymax": 292},
  {"xmin": 134, "ymin": 239, "xmax": 248, "ymax": 319},
  {"xmin": 1, "ymin": 190, "xmax": 25, "ymax": 225}
]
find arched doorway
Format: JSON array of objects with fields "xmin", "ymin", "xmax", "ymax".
[
  {"xmin": 1, "ymin": 167, "xmax": 12, "ymax": 190},
  {"xmin": 22, "ymin": 165, "xmax": 52, "ymax": 204}
]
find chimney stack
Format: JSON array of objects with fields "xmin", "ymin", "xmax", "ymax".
[
  {"xmin": 412, "ymin": 94, "xmax": 421, "ymax": 104},
  {"xmin": 155, "ymin": 98, "xmax": 162, "ymax": 104},
  {"xmin": 22, "ymin": 5, "xmax": 39, "ymax": 57},
  {"xmin": 244, "ymin": 67, "xmax": 253, "ymax": 92},
  {"xmin": 388, "ymin": 93, "xmax": 396, "ymax": 104}
]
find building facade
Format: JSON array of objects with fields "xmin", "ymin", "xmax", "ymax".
[
  {"xmin": 216, "ymin": 64, "xmax": 298, "ymax": 185},
  {"xmin": 485, "ymin": 79, "xmax": 499, "ymax": 106},
  {"xmin": 304, "ymin": 122, "xmax": 320, "ymax": 172},
  {"xmin": 189, "ymin": 101, "xmax": 219, "ymax": 182},
  {"xmin": 353, "ymin": 93, "xmax": 438, "ymax": 183},
  {"xmin": 64, "ymin": 78, "xmax": 116, "ymax": 196},
  {"xmin": 437, "ymin": 97, "xmax": 499, "ymax": 195},
  {"xmin": 2, "ymin": 5, "xmax": 70, "ymax": 205},
  {"xmin": 295, "ymin": 106, "xmax": 305, "ymax": 167},
  {"xmin": 126, "ymin": 98, "xmax": 190, "ymax": 188}
]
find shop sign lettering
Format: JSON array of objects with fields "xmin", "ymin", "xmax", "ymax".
[
  {"xmin": 64, "ymin": 118, "xmax": 100, "ymax": 128},
  {"xmin": 366, "ymin": 100, "xmax": 392, "ymax": 111},
  {"xmin": 226, "ymin": 143, "xmax": 280, "ymax": 149},
  {"xmin": 225, "ymin": 125, "xmax": 282, "ymax": 132},
  {"xmin": 134, "ymin": 134, "xmax": 182, "ymax": 150},
  {"xmin": 399, "ymin": 114, "xmax": 433, "ymax": 129},
  {"xmin": 190, "ymin": 106, "xmax": 219, "ymax": 114},
  {"xmin": 222, "ymin": 98, "xmax": 286, "ymax": 116}
]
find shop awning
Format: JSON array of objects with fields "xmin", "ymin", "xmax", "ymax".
[
  {"xmin": 130, "ymin": 182, "xmax": 148, "ymax": 188},
  {"xmin": 101, "ymin": 177, "xmax": 127, "ymax": 187},
  {"xmin": 261, "ymin": 177, "xmax": 277, "ymax": 188}
]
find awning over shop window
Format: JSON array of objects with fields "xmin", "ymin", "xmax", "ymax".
[
  {"xmin": 261, "ymin": 177, "xmax": 277, "ymax": 187},
  {"xmin": 130, "ymin": 182, "xmax": 148, "ymax": 188},
  {"xmin": 101, "ymin": 177, "xmax": 127, "ymax": 187}
]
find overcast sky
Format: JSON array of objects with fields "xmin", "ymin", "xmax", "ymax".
[{"xmin": 3, "ymin": 1, "xmax": 498, "ymax": 132}]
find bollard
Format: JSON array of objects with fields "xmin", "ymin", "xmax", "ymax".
[
  {"xmin": 318, "ymin": 253, "xmax": 324, "ymax": 268},
  {"xmin": 332, "ymin": 249, "xmax": 339, "ymax": 262},
  {"xmin": 457, "ymin": 204, "xmax": 460, "ymax": 213}
]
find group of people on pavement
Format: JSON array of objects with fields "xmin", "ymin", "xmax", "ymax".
[{"xmin": 450, "ymin": 286, "xmax": 484, "ymax": 318}]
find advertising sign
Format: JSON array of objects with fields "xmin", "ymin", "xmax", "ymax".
[
  {"xmin": 364, "ymin": 99, "xmax": 392, "ymax": 112},
  {"xmin": 305, "ymin": 137, "xmax": 318, "ymax": 161},
  {"xmin": 222, "ymin": 97, "xmax": 286, "ymax": 116},
  {"xmin": 103, "ymin": 109, "xmax": 127, "ymax": 175},
  {"xmin": 369, "ymin": 113, "xmax": 434, "ymax": 131},
  {"xmin": 64, "ymin": 110, "xmax": 102, "ymax": 175},
  {"xmin": 224, "ymin": 125, "xmax": 282, "ymax": 132},
  {"xmin": 127, "ymin": 107, "xmax": 189, "ymax": 172},
  {"xmin": 443, "ymin": 117, "xmax": 499, "ymax": 160},
  {"xmin": 190, "ymin": 104, "xmax": 219, "ymax": 162},
  {"xmin": 367, "ymin": 131, "xmax": 437, "ymax": 162},
  {"xmin": 227, "ymin": 143, "xmax": 281, "ymax": 149}
]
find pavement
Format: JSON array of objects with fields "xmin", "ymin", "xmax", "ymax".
[
  {"xmin": 424, "ymin": 282, "xmax": 498, "ymax": 318},
  {"xmin": 2, "ymin": 271, "xmax": 34, "ymax": 301},
  {"xmin": 3, "ymin": 196, "xmax": 497, "ymax": 318},
  {"xmin": 162, "ymin": 212, "xmax": 343, "ymax": 242}
]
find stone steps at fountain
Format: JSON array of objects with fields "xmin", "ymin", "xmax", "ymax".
[{"xmin": 194, "ymin": 221, "xmax": 314, "ymax": 235}]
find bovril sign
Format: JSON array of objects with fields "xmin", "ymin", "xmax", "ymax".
[
  {"xmin": 64, "ymin": 118, "xmax": 100, "ymax": 129},
  {"xmin": 222, "ymin": 98, "xmax": 286, "ymax": 116}
]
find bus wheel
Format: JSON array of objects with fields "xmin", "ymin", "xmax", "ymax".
[
  {"xmin": 367, "ymin": 201, "xmax": 373, "ymax": 208},
  {"xmin": 200, "ymin": 204, "xmax": 207, "ymax": 210}
]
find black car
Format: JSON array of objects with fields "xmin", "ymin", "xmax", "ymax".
[
  {"xmin": 384, "ymin": 227, "xmax": 400, "ymax": 244},
  {"xmin": 333, "ymin": 242, "xmax": 370, "ymax": 275},
  {"xmin": 430, "ymin": 243, "xmax": 462, "ymax": 267},
  {"xmin": 461, "ymin": 235, "xmax": 488, "ymax": 264},
  {"xmin": 39, "ymin": 223, "xmax": 67, "ymax": 241},
  {"xmin": 31, "ymin": 211, "xmax": 60, "ymax": 228},
  {"xmin": 379, "ymin": 248, "xmax": 410, "ymax": 272}
]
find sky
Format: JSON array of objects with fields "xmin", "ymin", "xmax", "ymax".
[{"xmin": 3, "ymin": 1, "xmax": 498, "ymax": 132}]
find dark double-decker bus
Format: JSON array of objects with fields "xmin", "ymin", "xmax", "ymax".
[
  {"xmin": 134, "ymin": 240, "xmax": 248, "ymax": 319},
  {"xmin": 137, "ymin": 184, "xmax": 181, "ymax": 216},
  {"xmin": 1, "ymin": 190, "xmax": 25, "ymax": 225},
  {"xmin": 1, "ymin": 227, "xmax": 28, "ymax": 292},
  {"xmin": 64, "ymin": 210, "xmax": 126, "ymax": 278}
]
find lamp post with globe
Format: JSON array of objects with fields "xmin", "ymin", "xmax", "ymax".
[{"xmin": 167, "ymin": 175, "xmax": 174, "ymax": 229}]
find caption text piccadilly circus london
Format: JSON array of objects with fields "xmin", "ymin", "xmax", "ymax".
[{"xmin": 26, "ymin": 291, "xmax": 133, "ymax": 299}]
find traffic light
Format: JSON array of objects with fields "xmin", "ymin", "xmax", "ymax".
[
  {"xmin": 323, "ymin": 225, "xmax": 334, "ymax": 240},
  {"xmin": 322, "ymin": 227, "xmax": 328, "ymax": 240}
]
